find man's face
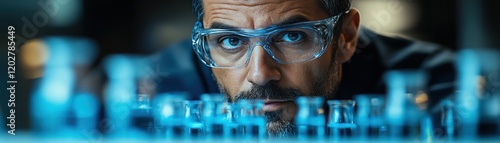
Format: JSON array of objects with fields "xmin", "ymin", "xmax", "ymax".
[{"xmin": 203, "ymin": 0, "xmax": 345, "ymax": 137}]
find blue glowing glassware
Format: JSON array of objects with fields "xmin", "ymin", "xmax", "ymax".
[
  {"xmin": 183, "ymin": 100, "xmax": 205, "ymax": 137},
  {"xmin": 153, "ymin": 92, "xmax": 189, "ymax": 139},
  {"xmin": 200, "ymin": 93, "xmax": 226, "ymax": 138},
  {"xmin": 295, "ymin": 96, "xmax": 325, "ymax": 139},
  {"xmin": 355, "ymin": 94, "xmax": 388, "ymax": 139},
  {"xmin": 236, "ymin": 99, "xmax": 266, "ymax": 139},
  {"xmin": 327, "ymin": 100, "xmax": 357, "ymax": 140}
]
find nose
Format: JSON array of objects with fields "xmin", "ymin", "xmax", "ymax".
[{"xmin": 246, "ymin": 45, "xmax": 281, "ymax": 86}]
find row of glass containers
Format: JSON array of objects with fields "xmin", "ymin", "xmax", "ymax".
[{"xmin": 132, "ymin": 92, "xmax": 362, "ymax": 140}]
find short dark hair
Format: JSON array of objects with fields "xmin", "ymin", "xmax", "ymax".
[{"xmin": 192, "ymin": 0, "xmax": 351, "ymax": 21}]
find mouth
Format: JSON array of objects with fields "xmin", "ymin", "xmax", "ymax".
[{"xmin": 263, "ymin": 100, "xmax": 294, "ymax": 111}]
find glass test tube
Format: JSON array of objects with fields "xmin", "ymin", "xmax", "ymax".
[
  {"xmin": 131, "ymin": 94, "xmax": 154, "ymax": 134},
  {"xmin": 201, "ymin": 93, "xmax": 226, "ymax": 138},
  {"xmin": 355, "ymin": 95, "xmax": 388, "ymax": 139},
  {"xmin": 153, "ymin": 92, "xmax": 188, "ymax": 139},
  {"xmin": 385, "ymin": 70, "xmax": 427, "ymax": 139},
  {"xmin": 220, "ymin": 102, "xmax": 239, "ymax": 139},
  {"xmin": 441, "ymin": 100, "xmax": 456, "ymax": 140},
  {"xmin": 183, "ymin": 100, "xmax": 205, "ymax": 137},
  {"xmin": 104, "ymin": 55, "xmax": 137, "ymax": 136},
  {"xmin": 31, "ymin": 37, "xmax": 77, "ymax": 133},
  {"xmin": 236, "ymin": 99, "xmax": 266, "ymax": 139}
]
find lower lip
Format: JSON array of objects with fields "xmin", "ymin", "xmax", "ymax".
[{"xmin": 263, "ymin": 101, "xmax": 292, "ymax": 111}]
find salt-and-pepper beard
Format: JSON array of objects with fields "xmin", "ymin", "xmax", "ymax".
[{"xmin": 214, "ymin": 45, "xmax": 342, "ymax": 137}]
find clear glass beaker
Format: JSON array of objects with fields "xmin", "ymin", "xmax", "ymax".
[
  {"xmin": 327, "ymin": 100, "xmax": 357, "ymax": 139},
  {"xmin": 295, "ymin": 96, "xmax": 325, "ymax": 139}
]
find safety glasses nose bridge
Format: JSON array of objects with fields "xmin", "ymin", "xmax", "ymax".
[
  {"xmin": 245, "ymin": 35, "xmax": 278, "ymax": 60},
  {"xmin": 243, "ymin": 39, "xmax": 283, "ymax": 67}
]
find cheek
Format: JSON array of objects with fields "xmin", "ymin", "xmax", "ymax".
[
  {"xmin": 212, "ymin": 68, "xmax": 247, "ymax": 96},
  {"xmin": 282, "ymin": 47, "xmax": 334, "ymax": 94},
  {"xmin": 280, "ymin": 65, "xmax": 320, "ymax": 95}
]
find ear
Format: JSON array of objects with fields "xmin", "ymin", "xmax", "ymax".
[{"xmin": 337, "ymin": 8, "xmax": 360, "ymax": 63}]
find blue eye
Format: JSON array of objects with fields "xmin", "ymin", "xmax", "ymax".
[
  {"xmin": 281, "ymin": 32, "xmax": 304, "ymax": 42},
  {"xmin": 220, "ymin": 37, "xmax": 242, "ymax": 49}
]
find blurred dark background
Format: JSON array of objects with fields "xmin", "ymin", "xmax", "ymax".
[
  {"xmin": 2, "ymin": 0, "xmax": 499, "ymax": 59},
  {"xmin": 1, "ymin": 0, "xmax": 499, "ymax": 130}
]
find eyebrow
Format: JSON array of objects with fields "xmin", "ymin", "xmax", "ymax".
[
  {"xmin": 210, "ymin": 22, "xmax": 237, "ymax": 29},
  {"xmin": 275, "ymin": 15, "xmax": 310, "ymax": 26},
  {"xmin": 208, "ymin": 15, "xmax": 310, "ymax": 29}
]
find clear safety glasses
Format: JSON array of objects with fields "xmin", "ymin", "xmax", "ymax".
[{"xmin": 192, "ymin": 11, "xmax": 346, "ymax": 68}]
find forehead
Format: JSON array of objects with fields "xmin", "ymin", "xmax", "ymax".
[{"xmin": 202, "ymin": 0, "xmax": 328, "ymax": 29}]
